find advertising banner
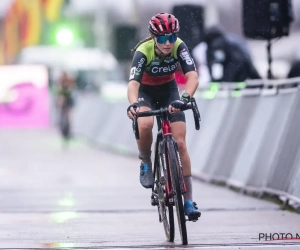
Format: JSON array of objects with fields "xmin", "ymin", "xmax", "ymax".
[{"xmin": 0, "ymin": 65, "xmax": 49, "ymax": 128}]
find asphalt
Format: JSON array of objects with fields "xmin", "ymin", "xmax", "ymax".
[{"xmin": 0, "ymin": 129, "xmax": 300, "ymax": 250}]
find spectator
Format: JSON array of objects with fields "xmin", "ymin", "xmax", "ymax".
[
  {"xmin": 192, "ymin": 41, "xmax": 211, "ymax": 88},
  {"xmin": 55, "ymin": 71, "xmax": 76, "ymax": 143},
  {"xmin": 194, "ymin": 25, "xmax": 261, "ymax": 83}
]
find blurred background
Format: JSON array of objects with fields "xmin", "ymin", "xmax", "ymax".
[
  {"xmin": 1, "ymin": 0, "xmax": 300, "ymax": 226},
  {"xmin": 1, "ymin": 0, "xmax": 300, "ymax": 83},
  {"xmin": 0, "ymin": 0, "xmax": 300, "ymax": 128},
  {"xmin": 2, "ymin": 2, "xmax": 300, "ymax": 246}
]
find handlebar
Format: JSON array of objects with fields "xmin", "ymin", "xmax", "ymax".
[{"xmin": 132, "ymin": 97, "xmax": 201, "ymax": 140}]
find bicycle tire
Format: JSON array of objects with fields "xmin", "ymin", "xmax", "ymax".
[
  {"xmin": 156, "ymin": 151, "xmax": 174, "ymax": 242},
  {"xmin": 166, "ymin": 140, "xmax": 188, "ymax": 245}
]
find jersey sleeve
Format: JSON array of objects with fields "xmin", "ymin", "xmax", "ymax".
[
  {"xmin": 129, "ymin": 51, "xmax": 147, "ymax": 83},
  {"xmin": 176, "ymin": 42, "xmax": 197, "ymax": 74}
]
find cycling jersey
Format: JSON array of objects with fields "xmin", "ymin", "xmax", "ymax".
[{"xmin": 129, "ymin": 38, "xmax": 196, "ymax": 85}]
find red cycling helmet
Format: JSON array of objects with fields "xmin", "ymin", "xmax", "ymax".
[{"xmin": 148, "ymin": 13, "xmax": 180, "ymax": 36}]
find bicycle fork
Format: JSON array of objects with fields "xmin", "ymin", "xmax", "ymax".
[
  {"xmin": 151, "ymin": 139, "xmax": 175, "ymax": 206},
  {"xmin": 159, "ymin": 140, "xmax": 174, "ymax": 206}
]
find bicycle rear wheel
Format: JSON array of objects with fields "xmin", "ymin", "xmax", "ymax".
[
  {"xmin": 156, "ymin": 153, "xmax": 174, "ymax": 242},
  {"xmin": 166, "ymin": 140, "xmax": 188, "ymax": 245}
]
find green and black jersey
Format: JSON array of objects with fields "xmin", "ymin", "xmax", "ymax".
[{"xmin": 129, "ymin": 38, "xmax": 196, "ymax": 85}]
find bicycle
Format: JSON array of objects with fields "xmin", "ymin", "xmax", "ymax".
[{"xmin": 132, "ymin": 97, "xmax": 201, "ymax": 245}]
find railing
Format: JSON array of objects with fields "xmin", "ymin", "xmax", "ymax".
[{"xmin": 71, "ymin": 77, "xmax": 300, "ymax": 207}]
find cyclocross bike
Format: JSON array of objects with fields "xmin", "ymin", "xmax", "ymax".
[{"xmin": 132, "ymin": 97, "xmax": 201, "ymax": 245}]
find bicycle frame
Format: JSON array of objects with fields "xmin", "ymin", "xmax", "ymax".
[
  {"xmin": 153, "ymin": 111, "xmax": 186, "ymax": 206},
  {"xmin": 132, "ymin": 98, "xmax": 201, "ymax": 245},
  {"xmin": 132, "ymin": 100, "xmax": 200, "ymax": 201}
]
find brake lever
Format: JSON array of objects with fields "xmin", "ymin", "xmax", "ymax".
[
  {"xmin": 132, "ymin": 115, "xmax": 140, "ymax": 140},
  {"xmin": 191, "ymin": 97, "xmax": 201, "ymax": 130}
]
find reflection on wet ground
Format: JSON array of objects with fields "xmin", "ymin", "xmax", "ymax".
[{"xmin": 1, "ymin": 130, "xmax": 300, "ymax": 249}]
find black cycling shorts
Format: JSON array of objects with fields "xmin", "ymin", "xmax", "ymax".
[{"xmin": 138, "ymin": 79, "xmax": 185, "ymax": 123}]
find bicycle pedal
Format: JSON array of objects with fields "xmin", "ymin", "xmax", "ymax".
[
  {"xmin": 151, "ymin": 198, "xmax": 159, "ymax": 206},
  {"xmin": 186, "ymin": 212, "xmax": 201, "ymax": 222},
  {"xmin": 186, "ymin": 217, "xmax": 198, "ymax": 222}
]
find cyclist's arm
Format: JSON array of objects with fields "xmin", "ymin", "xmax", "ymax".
[
  {"xmin": 128, "ymin": 80, "xmax": 140, "ymax": 104},
  {"xmin": 184, "ymin": 71, "xmax": 199, "ymax": 97},
  {"xmin": 177, "ymin": 42, "xmax": 199, "ymax": 97},
  {"xmin": 127, "ymin": 51, "xmax": 147, "ymax": 104}
]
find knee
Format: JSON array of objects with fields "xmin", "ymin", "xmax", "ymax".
[
  {"xmin": 176, "ymin": 138, "xmax": 187, "ymax": 153},
  {"xmin": 138, "ymin": 119, "xmax": 153, "ymax": 134}
]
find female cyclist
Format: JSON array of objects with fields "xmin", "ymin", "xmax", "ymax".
[{"xmin": 126, "ymin": 13, "xmax": 200, "ymax": 219}]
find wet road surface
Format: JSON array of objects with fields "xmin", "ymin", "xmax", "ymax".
[{"xmin": 0, "ymin": 129, "xmax": 300, "ymax": 249}]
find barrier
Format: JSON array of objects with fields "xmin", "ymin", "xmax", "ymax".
[
  {"xmin": 189, "ymin": 93, "xmax": 230, "ymax": 174},
  {"xmin": 72, "ymin": 95, "xmax": 107, "ymax": 140},
  {"xmin": 95, "ymin": 101, "xmax": 137, "ymax": 154},
  {"xmin": 200, "ymin": 96, "xmax": 241, "ymax": 181},
  {"xmin": 245, "ymin": 88, "xmax": 298, "ymax": 195},
  {"xmin": 265, "ymin": 90, "xmax": 300, "ymax": 196},
  {"xmin": 71, "ymin": 78, "xmax": 300, "ymax": 206},
  {"xmin": 289, "ymin": 164, "xmax": 300, "ymax": 203},
  {"xmin": 227, "ymin": 89, "xmax": 277, "ymax": 189},
  {"xmin": 200, "ymin": 91, "xmax": 261, "ymax": 182},
  {"xmin": 185, "ymin": 97, "xmax": 209, "ymax": 150}
]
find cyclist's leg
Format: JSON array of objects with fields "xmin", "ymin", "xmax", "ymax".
[
  {"xmin": 137, "ymin": 106, "xmax": 153, "ymax": 162},
  {"xmin": 138, "ymin": 82, "xmax": 174, "ymax": 176},
  {"xmin": 171, "ymin": 121, "xmax": 190, "ymax": 176},
  {"xmin": 171, "ymin": 121, "xmax": 200, "ymax": 219},
  {"xmin": 137, "ymin": 85, "xmax": 155, "ymax": 188},
  {"xmin": 137, "ymin": 106, "xmax": 154, "ymax": 188},
  {"xmin": 170, "ymin": 122, "xmax": 193, "ymax": 201},
  {"xmin": 161, "ymin": 81, "xmax": 200, "ymax": 219},
  {"xmin": 66, "ymin": 96, "xmax": 75, "ymax": 136},
  {"xmin": 57, "ymin": 95, "xmax": 66, "ymax": 132},
  {"xmin": 171, "ymin": 122, "xmax": 192, "ymax": 202}
]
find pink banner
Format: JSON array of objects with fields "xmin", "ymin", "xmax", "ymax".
[{"xmin": 0, "ymin": 65, "xmax": 50, "ymax": 128}]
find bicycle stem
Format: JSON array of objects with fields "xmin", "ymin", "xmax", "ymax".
[{"xmin": 162, "ymin": 120, "xmax": 172, "ymax": 137}]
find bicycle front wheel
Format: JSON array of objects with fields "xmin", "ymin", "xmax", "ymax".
[
  {"xmin": 166, "ymin": 140, "xmax": 188, "ymax": 245},
  {"xmin": 156, "ymin": 153, "xmax": 174, "ymax": 242}
]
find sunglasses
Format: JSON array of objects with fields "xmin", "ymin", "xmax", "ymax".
[{"xmin": 156, "ymin": 34, "xmax": 177, "ymax": 44}]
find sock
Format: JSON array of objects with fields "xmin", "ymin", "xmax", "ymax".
[
  {"xmin": 183, "ymin": 176, "xmax": 193, "ymax": 203},
  {"xmin": 138, "ymin": 149, "xmax": 152, "ymax": 165}
]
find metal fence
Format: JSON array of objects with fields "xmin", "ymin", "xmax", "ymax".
[{"xmin": 72, "ymin": 77, "xmax": 300, "ymax": 205}]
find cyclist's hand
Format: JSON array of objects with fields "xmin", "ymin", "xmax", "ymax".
[
  {"xmin": 169, "ymin": 99, "xmax": 187, "ymax": 114},
  {"xmin": 127, "ymin": 102, "xmax": 140, "ymax": 120}
]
